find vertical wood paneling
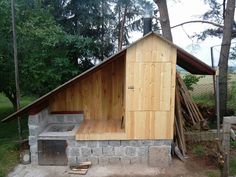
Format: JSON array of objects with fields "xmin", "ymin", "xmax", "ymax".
[
  {"xmin": 49, "ymin": 55, "xmax": 125, "ymax": 121},
  {"xmin": 50, "ymin": 33, "xmax": 177, "ymax": 140},
  {"xmin": 125, "ymin": 34, "xmax": 177, "ymax": 140}
]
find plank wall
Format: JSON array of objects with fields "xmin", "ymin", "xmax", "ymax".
[
  {"xmin": 49, "ymin": 55, "xmax": 125, "ymax": 121},
  {"xmin": 125, "ymin": 34, "xmax": 177, "ymax": 139}
]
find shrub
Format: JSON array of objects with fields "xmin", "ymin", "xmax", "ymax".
[{"xmin": 183, "ymin": 74, "xmax": 204, "ymax": 91}]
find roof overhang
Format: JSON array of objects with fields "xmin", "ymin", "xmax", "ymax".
[{"xmin": 177, "ymin": 48, "xmax": 215, "ymax": 75}]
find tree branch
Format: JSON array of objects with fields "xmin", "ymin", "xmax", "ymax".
[{"xmin": 171, "ymin": 20, "xmax": 224, "ymax": 29}]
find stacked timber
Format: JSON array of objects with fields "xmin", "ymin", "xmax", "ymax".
[{"xmin": 174, "ymin": 74, "xmax": 205, "ymax": 158}]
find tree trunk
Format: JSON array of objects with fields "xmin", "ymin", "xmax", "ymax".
[
  {"xmin": 154, "ymin": 0, "xmax": 173, "ymax": 42},
  {"xmin": 11, "ymin": 0, "xmax": 22, "ymax": 140},
  {"xmin": 4, "ymin": 90, "xmax": 17, "ymax": 111},
  {"xmin": 218, "ymin": 0, "xmax": 235, "ymax": 120},
  {"xmin": 118, "ymin": 5, "xmax": 127, "ymax": 51}
]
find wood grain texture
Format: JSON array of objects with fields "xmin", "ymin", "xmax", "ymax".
[
  {"xmin": 49, "ymin": 55, "xmax": 125, "ymax": 121},
  {"xmin": 125, "ymin": 34, "xmax": 176, "ymax": 139},
  {"xmin": 52, "ymin": 33, "xmax": 177, "ymax": 140},
  {"xmin": 76, "ymin": 120, "xmax": 126, "ymax": 140}
]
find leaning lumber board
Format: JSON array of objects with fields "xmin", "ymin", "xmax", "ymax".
[{"xmin": 175, "ymin": 86, "xmax": 187, "ymax": 155}]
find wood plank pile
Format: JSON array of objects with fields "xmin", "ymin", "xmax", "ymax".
[
  {"xmin": 174, "ymin": 74, "xmax": 205, "ymax": 158},
  {"xmin": 68, "ymin": 161, "xmax": 92, "ymax": 175}
]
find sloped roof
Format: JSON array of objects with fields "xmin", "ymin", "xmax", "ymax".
[{"xmin": 1, "ymin": 32, "xmax": 215, "ymax": 122}]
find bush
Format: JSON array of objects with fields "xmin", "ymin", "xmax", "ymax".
[{"xmin": 183, "ymin": 74, "xmax": 204, "ymax": 91}]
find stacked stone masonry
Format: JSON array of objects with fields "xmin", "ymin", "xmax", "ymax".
[
  {"xmin": 28, "ymin": 109, "xmax": 172, "ymax": 167},
  {"xmin": 28, "ymin": 108, "xmax": 84, "ymax": 165},
  {"xmin": 66, "ymin": 140, "xmax": 172, "ymax": 167}
]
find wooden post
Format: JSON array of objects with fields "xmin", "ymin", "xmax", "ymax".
[
  {"xmin": 11, "ymin": 0, "xmax": 22, "ymax": 140},
  {"xmin": 210, "ymin": 47, "xmax": 216, "ymax": 105},
  {"xmin": 215, "ymin": 68, "xmax": 220, "ymax": 138},
  {"xmin": 221, "ymin": 116, "xmax": 236, "ymax": 177}
]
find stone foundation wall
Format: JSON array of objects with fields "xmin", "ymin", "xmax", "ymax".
[
  {"xmin": 28, "ymin": 108, "xmax": 84, "ymax": 164},
  {"xmin": 28, "ymin": 109, "xmax": 172, "ymax": 167},
  {"xmin": 66, "ymin": 140, "xmax": 172, "ymax": 167}
]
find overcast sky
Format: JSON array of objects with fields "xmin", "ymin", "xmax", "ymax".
[
  {"xmin": 169, "ymin": 0, "xmax": 222, "ymax": 66},
  {"xmin": 131, "ymin": 0, "xmax": 236, "ymax": 67}
]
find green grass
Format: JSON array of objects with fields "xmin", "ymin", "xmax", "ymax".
[
  {"xmin": 205, "ymin": 170, "xmax": 220, "ymax": 177},
  {"xmin": 230, "ymin": 157, "xmax": 236, "ymax": 176},
  {"xmin": 188, "ymin": 74, "xmax": 236, "ymax": 113},
  {"xmin": 0, "ymin": 93, "xmax": 34, "ymax": 177},
  {"xmin": 229, "ymin": 140, "xmax": 236, "ymax": 176},
  {"xmin": 192, "ymin": 144, "xmax": 206, "ymax": 156},
  {"xmin": 192, "ymin": 93, "xmax": 215, "ymax": 107}
]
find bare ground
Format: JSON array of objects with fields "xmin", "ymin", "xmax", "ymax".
[{"xmin": 7, "ymin": 158, "xmax": 220, "ymax": 177}]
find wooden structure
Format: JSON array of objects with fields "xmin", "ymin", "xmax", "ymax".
[
  {"xmin": 2, "ymin": 32, "xmax": 215, "ymax": 141},
  {"xmin": 221, "ymin": 116, "xmax": 236, "ymax": 177}
]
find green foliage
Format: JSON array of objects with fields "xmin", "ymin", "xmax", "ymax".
[
  {"xmin": 192, "ymin": 93, "xmax": 215, "ymax": 106},
  {"xmin": 0, "ymin": 0, "xmax": 157, "ymax": 106},
  {"xmin": 0, "ymin": 94, "xmax": 33, "ymax": 177},
  {"xmin": 183, "ymin": 74, "xmax": 204, "ymax": 91},
  {"xmin": 205, "ymin": 170, "xmax": 219, "ymax": 177},
  {"xmin": 0, "ymin": 0, "xmax": 97, "ymax": 104},
  {"xmin": 192, "ymin": 144, "xmax": 205, "ymax": 156},
  {"xmin": 230, "ymin": 157, "xmax": 236, "ymax": 175},
  {"xmin": 230, "ymin": 140, "xmax": 236, "ymax": 149}
]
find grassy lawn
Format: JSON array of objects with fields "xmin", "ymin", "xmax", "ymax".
[
  {"xmin": 188, "ymin": 73, "xmax": 236, "ymax": 113},
  {"xmin": 0, "ymin": 94, "xmax": 34, "ymax": 177}
]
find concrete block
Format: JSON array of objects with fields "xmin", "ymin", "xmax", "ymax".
[
  {"xmin": 67, "ymin": 139, "xmax": 76, "ymax": 146},
  {"xmin": 109, "ymin": 140, "xmax": 120, "ymax": 146},
  {"xmin": 137, "ymin": 147, "xmax": 148, "ymax": 157},
  {"xmin": 140, "ymin": 140, "xmax": 154, "ymax": 146},
  {"xmin": 68, "ymin": 156, "xmax": 77, "ymax": 166},
  {"xmin": 55, "ymin": 115, "xmax": 65, "ymax": 123},
  {"xmin": 47, "ymin": 116, "xmax": 57, "ymax": 124},
  {"xmin": 102, "ymin": 146, "xmax": 114, "ymax": 156},
  {"xmin": 30, "ymin": 144, "xmax": 37, "ymax": 154},
  {"xmin": 121, "ymin": 140, "xmax": 130, "ymax": 146},
  {"xmin": 87, "ymin": 157, "xmax": 99, "ymax": 165},
  {"xmin": 130, "ymin": 157, "xmax": 141, "ymax": 164},
  {"xmin": 125, "ymin": 147, "xmax": 136, "ymax": 156},
  {"xmin": 114, "ymin": 147, "xmax": 125, "ymax": 156},
  {"xmin": 109, "ymin": 157, "xmax": 121, "ymax": 165},
  {"xmin": 92, "ymin": 147, "xmax": 102, "ymax": 156},
  {"xmin": 98, "ymin": 140, "xmax": 109, "ymax": 147},
  {"xmin": 28, "ymin": 136, "xmax": 37, "ymax": 146},
  {"xmin": 153, "ymin": 141, "xmax": 164, "ymax": 146},
  {"xmin": 30, "ymin": 154, "xmax": 38, "ymax": 165},
  {"xmin": 65, "ymin": 115, "xmax": 76, "ymax": 123},
  {"xmin": 120, "ymin": 157, "xmax": 131, "ymax": 165},
  {"xmin": 148, "ymin": 146, "xmax": 171, "ymax": 167},
  {"xmin": 87, "ymin": 141, "xmax": 98, "ymax": 148},
  {"xmin": 76, "ymin": 141, "xmax": 87, "ymax": 147},
  {"xmin": 41, "ymin": 108, "xmax": 49, "ymax": 118},
  {"xmin": 81, "ymin": 148, "xmax": 91, "ymax": 156},
  {"xmin": 99, "ymin": 157, "xmax": 109, "ymax": 165},
  {"xmin": 77, "ymin": 157, "xmax": 88, "ymax": 163},
  {"xmin": 130, "ymin": 140, "xmax": 140, "ymax": 146},
  {"xmin": 67, "ymin": 147, "xmax": 80, "ymax": 156},
  {"xmin": 163, "ymin": 140, "xmax": 172, "ymax": 146},
  {"xmin": 28, "ymin": 115, "xmax": 39, "ymax": 126},
  {"xmin": 29, "ymin": 125, "xmax": 40, "ymax": 136}
]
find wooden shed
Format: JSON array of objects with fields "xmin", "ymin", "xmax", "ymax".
[
  {"xmin": 3, "ymin": 32, "xmax": 215, "ymax": 140},
  {"xmin": 2, "ymin": 32, "xmax": 215, "ymax": 166}
]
